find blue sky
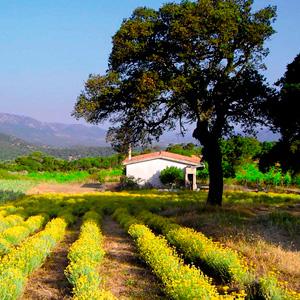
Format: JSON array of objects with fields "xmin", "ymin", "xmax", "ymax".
[{"xmin": 0, "ymin": 0, "xmax": 299, "ymax": 125}]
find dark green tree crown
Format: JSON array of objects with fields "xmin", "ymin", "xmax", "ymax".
[{"xmin": 73, "ymin": 0, "xmax": 276, "ymax": 149}]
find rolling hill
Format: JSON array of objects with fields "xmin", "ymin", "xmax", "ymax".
[
  {"xmin": 0, "ymin": 132, "xmax": 40, "ymax": 160},
  {"xmin": 0, "ymin": 132, "xmax": 114, "ymax": 161},
  {"xmin": 0, "ymin": 112, "xmax": 278, "ymax": 160},
  {"xmin": 0, "ymin": 113, "xmax": 107, "ymax": 147}
]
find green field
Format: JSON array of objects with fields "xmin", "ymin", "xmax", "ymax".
[{"xmin": 27, "ymin": 170, "xmax": 91, "ymax": 183}]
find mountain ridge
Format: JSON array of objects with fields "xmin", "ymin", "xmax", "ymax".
[
  {"xmin": 0, "ymin": 112, "xmax": 279, "ymax": 151},
  {"xmin": 0, "ymin": 112, "xmax": 107, "ymax": 147}
]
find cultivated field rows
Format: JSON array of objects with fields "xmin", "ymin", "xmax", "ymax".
[{"xmin": 0, "ymin": 191, "xmax": 299, "ymax": 300}]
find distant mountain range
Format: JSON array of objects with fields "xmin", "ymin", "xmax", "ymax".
[
  {"xmin": 0, "ymin": 112, "xmax": 197, "ymax": 148},
  {"xmin": 0, "ymin": 112, "xmax": 279, "ymax": 156},
  {"xmin": 0, "ymin": 113, "xmax": 107, "ymax": 147}
]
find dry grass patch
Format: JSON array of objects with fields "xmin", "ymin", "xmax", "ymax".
[
  {"xmin": 224, "ymin": 234, "xmax": 300, "ymax": 292},
  {"xmin": 175, "ymin": 208, "xmax": 300, "ymax": 292}
]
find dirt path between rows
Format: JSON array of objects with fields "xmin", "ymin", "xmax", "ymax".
[
  {"xmin": 27, "ymin": 182, "xmax": 101, "ymax": 194},
  {"xmin": 99, "ymin": 216, "xmax": 165, "ymax": 299},
  {"xmin": 27, "ymin": 182, "xmax": 119, "ymax": 194},
  {"xmin": 21, "ymin": 226, "xmax": 79, "ymax": 300}
]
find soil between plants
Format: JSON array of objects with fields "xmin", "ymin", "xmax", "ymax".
[
  {"xmin": 21, "ymin": 226, "xmax": 79, "ymax": 300},
  {"xmin": 99, "ymin": 216, "xmax": 165, "ymax": 299}
]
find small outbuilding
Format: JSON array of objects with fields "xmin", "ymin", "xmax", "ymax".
[{"xmin": 123, "ymin": 151, "xmax": 203, "ymax": 190}]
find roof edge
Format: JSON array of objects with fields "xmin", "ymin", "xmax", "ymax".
[{"xmin": 123, "ymin": 155, "xmax": 201, "ymax": 166}]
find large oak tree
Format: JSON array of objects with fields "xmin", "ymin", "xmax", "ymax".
[{"xmin": 73, "ymin": 0, "xmax": 276, "ymax": 205}]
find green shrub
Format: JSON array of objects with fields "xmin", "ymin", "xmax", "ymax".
[
  {"xmin": 283, "ymin": 172, "xmax": 292, "ymax": 186},
  {"xmin": 159, "ymin": 166, "xmax": 184, "ymax": 187},
  {"xmin": 293, "ymin": 175, "xmax": 300, "ymax": 187},
  {"xmin": 196, "ymin": 162, "xmax": 209, "ymax": 181},
  {"xmin": 235, "ymin": 163, "xmax": 294, "ymax": 187},
  {"xmin": 264, "ymin": 167, "xmax": 283, "ymax": 186},
  {"xmin": 236, "ymin": 163, "xmax": 264, "ymax": 186},
  {"xmin": 119, "ymin": 176, "xmax": 140, "ymax": 190}
]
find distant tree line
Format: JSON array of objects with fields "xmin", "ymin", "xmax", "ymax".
[
  {"xmin": 163, "ymin": 137, "xmax": 299, "ymax": 187},
  {"xmin": 0, "ymin": 152, "xmax": 123, "ymax": 173},
  {"xmin": 0, "ymin": 135, "xmax": 298, "ymax": 187},
  {"xmin": 0, "ymin": 131, "xmax": 115, "ymax": 161}
]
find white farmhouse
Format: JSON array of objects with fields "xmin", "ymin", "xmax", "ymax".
[{"xmin": 123, "ymin": 151, "xmax": 202, "ymax": 190}]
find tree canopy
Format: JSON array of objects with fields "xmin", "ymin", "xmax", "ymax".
[
  {"xmin": 263, "ymin": 53, "xmax": 300, "ymax": 174},
  {"xmin": 73, "ymin": 0, "xmax": 276, "ymax": 205}
]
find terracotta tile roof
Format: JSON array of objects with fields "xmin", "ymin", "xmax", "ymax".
[{"xmin": 123, "ymin": 151, "xmax": 202, "ymax": 166}]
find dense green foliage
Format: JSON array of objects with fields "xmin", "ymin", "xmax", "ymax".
[
  {"xmin": 190, "ymin": 136, "xmax": 298, "ymax": 188},
  {"xmin": 1, "ymin": 152, "xmax": 123, "ymax": 173},
  {"xmin": 160, "ymin": 167, "xmax": 185, "ymax": 187},
  {"xmin": 236, "ymin": 163, "xmax": 293, "ymax": 187},
  {"xmin": 268, "ymin": 53, "xmax": 300, "ymax": 145},
  {"xmin": 264, "ymin": 53, "xmax": 300, "ymax": 176},
  {"xmin": 220, "ymin": 137, "xmax": 262, "ymax": 178},
  {"xmin": 166, "ymin": 143, "xmax": 202, "ymax": 157}
]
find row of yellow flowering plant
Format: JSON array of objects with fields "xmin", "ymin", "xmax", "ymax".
[
  {"xmin": 136, "ymin": 210, "xmax": 253, "ymax": 286},
  {"xmin": 0, "ymin": 205, "xmax": 25, "ymax": 218},
  {"xmin": 113, "ymin": 208, "xmax": 244, "ymax": 300},
  {"xmin": 257, "ymin": 273, "xmax": 300, "ymax": 300},
  {"xmin": 137, "ymin": 210, "xmax": 298, "ymax": 300},
  {"xmin": 65, "ymin": 211, "xmax": 116, "ymax": 300},
  {"xmin": 0, "ymin": 217, "xmax": 67, "ymax": 300},
  {"xmin": 0, "ymin": 214, "xmax": 48, "ymax": 256},
  {"xmin": 0, "ymin": 214, "xmax": 25, "ymax": 233}
]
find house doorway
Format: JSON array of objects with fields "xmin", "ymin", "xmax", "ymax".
[{"xmin": 185, "ymin": 167, "xmax": 197, "ymax": 190}]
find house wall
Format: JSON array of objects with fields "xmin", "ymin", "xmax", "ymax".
[{"xmin": 125, "ymin": 158, "xmax": 190, "ymax": 187}]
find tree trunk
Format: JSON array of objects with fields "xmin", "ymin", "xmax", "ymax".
[
  {"xmin": 205, "ymin": 140, "xmax": 223, "ymax": 206},
  {"xmin": 193, "ymin": 120, "xmax": 223, "ymax": 206}
]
